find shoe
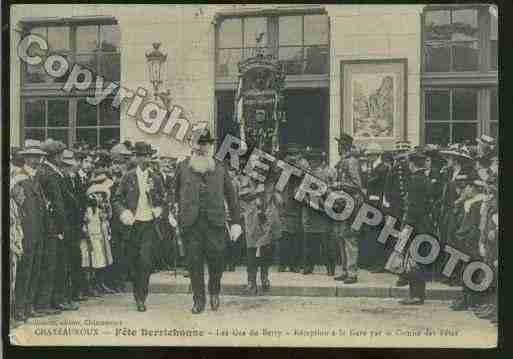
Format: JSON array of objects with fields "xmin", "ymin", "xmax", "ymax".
[
  {"xmin": 136, "ymin": 300, "xmax": 147, "ymax": 312},
  {"xmin": 210, "ymin": 295, "xmax": 220, "ymax": 311},
  {"xmin": 245, "ymin": 282, "xmax": 258, "ymax": 296},
  {"xmin": 290, "ymin": 267, "xmax": 300, "ymax": 273},
  {"xmin": 326, "ymin": 264, "xmax": 335, "ymax": 276},
  {"xmin": 399, "ymin": 298, "xmax": 424, "ymax": 305},
  {"xmin": 26, "ymin": 309, "xmax": 46, "ymax": 318},
  {"xmin": 191, "ymin": 302, "xmax": 205, "ymax": 314},
  {"xmin": 343, "ymin": 276, "xmax": 358, "ymax": 284},
  {"xmin": 302, "ymin": 267, "xmax": 314, "ymax": 275},
  {"xmin": 369, "ymin": 267, "xmax": 386, "ymax": 273},
  {"xmin": 101, "ymin": 284, "xmax": 116, "ymax": 294},
  {"xmin": 14, "ymin": 313, "xmax": 26, "ymax": 323},
  {"xmin": 334, "ymin": 273, "xmax": 348, "ymax": 281},
  {"xmin": 72, "ymin": 294, "xmax": 89, "ymax": 302},
  {"xmin": 278, "ymin": 265, "xmax": 287, "ymax": 272},
  {"xmin": 68, "ymin": 302, "xmax": 80, "ymax": 311},
  {"xmin": 395, "ymin": 277, "xmax": 409, "ymax": 287},
  {"xmin": 449, "ymin": 300, "xmax": 470, "ymax": 311},
  {"xmin": 261, "ymin": 279, "xmax": 271, "ymax": 292},
  {"xmin": 54, "ymin": 303, "xmax": 78, "ymax": 311},
  {"xmin": 39, "ymin": 308, "xmax": 62, "ymax": 316}
]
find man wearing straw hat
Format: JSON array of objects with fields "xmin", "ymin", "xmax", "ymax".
[{"xmin": 12, "ymin": 140, "xmax": 50, "ymax": 322}]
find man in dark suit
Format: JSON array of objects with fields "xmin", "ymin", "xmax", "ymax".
[
  {"xmin": 399, "ymin": 152, "xmax": 432, "ymax": 305},
  {"xmin": 112, "ymin": 141, "xmax": 166, "ymax": 312},
  {"xmin": 174, "ymin": 129, "xmax": 242, "ymax": 314},
  {"xmin": 13, "ymin": 140, "xmax": 49, "ymax": 321},
  {"xmin": 37, "ymin": 139, "xmax": 68, "ymax": 314}
]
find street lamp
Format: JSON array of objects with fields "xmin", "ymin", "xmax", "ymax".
[{"xmin": 146, "ymin": 42, "xmax": 171, "ymax": 108}]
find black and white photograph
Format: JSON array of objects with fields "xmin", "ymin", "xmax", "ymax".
[{"xmin": 5, "ymin": 3, "xmax": 499, "ymax": 348}]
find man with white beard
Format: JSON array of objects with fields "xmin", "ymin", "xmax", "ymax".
[{"xmin": 174, "ymin": 129, "xmax": 242, "ymax": 314}]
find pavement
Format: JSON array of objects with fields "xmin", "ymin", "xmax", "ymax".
[
  {"xmin": 148, "ymin": 266, "xmax": 462, "ymax": 300},
  {"xmin": 9, "ymin": 294, "xmax": 497, "ymax": 347}
]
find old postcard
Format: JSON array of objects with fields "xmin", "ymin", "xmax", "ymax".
[{"xmin": 6, "ymin": 3, "xmax": 498, "ymax": 348}]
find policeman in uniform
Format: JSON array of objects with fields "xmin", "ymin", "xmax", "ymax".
[{"xmin": 331, "ymin": 133, "xmax": 363, "ymax": 284}]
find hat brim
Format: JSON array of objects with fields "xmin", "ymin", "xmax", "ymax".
[
  {"xmin": 62, "ymin": 159, "xmax": 79, "ymax": 167},
  {"xmin": 439, "ymin": 150, "xmax": 473, "ymax": 160}
]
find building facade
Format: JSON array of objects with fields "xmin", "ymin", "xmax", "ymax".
[{"xmin": 10, "ymin": 4, "xmax": 498, "ymax": 163}]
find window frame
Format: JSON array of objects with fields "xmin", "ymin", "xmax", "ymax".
[
  {"xmin": 420, "ymin": 5, "xmax": 498, "ymax": 145},
  {"xmin": 215, "ymin": 12, "xmax": 329, "ymax": 81},
  {"xmin": 20, "ymin": 19, "xmax": 121, "ymax": 147}
]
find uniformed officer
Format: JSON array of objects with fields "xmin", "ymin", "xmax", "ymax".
[{"xmin": 331, "ymin": 133, "xmax": 363, "ymax": 284}]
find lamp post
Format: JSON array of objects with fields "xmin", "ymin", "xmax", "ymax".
[{"xmin": 146, "ymin": 42, "xmax": 172, "ymax": 108}]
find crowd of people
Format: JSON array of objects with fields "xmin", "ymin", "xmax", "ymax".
[{"xmin": 9, "ymin": 130, "xmax": 498, "ymax": 324}]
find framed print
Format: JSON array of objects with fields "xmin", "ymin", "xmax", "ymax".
[{"xmin": 340, "ymin": 59, "xmax": 408, "ymax": 148}]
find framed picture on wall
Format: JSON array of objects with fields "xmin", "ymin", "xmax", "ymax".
[{"xmin": 340, "ymin": 59, "xmax": 408, "ymax": 149}]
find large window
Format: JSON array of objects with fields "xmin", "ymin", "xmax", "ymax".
[
  {"xmin": 21, "ymin": 20, "xmax": 121, "ymax": 147},
  {"xmin": 424, "ymin": 88, "xmax": 479, "ymax": 145},
  {"xmin": 216, "ymin": 14, "xmax": 329, "ymax": 77},
  {"xmin": 421, "ymin": 6, "xmax": 498, "ymax": 145}
]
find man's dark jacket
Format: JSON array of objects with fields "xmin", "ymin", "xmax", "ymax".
[{"xmin": 174, "ymin": 158, "xmax": 241, "ymax": 228}]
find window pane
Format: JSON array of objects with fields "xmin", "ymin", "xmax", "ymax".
[
  {"xmin": 425, "ymin": 10, "xmax": 451, "ymax": 41},
  {"xmin": 244, "ymin": 17, "xmax": 267, "ymax": 47},
  {"xmin": 279, "ymin": 47, "xmax": 303, "ymax": 75},
  {"xmin": 76, "ymin": 25, "xmax": 99, "ymax": 52},
  {"xmin": 77, "ymin": 128, "xmax": 98, "ymax": 147},
  {"xmin": 490, "ymin": 122, "xmax": 498, "ymax": 139},
  {"xmin": 76, "ymin": 54, "xmax": 98, "ymax": 73},
  {"xmin": 453, "ymin": 122, "xmax": 477, "ymax": 143},
  {"xmin": 452, "ymin": 9, "xmax": 478, "ymax": 41},
  {"xmin": 47, "ymin": 26, "xmax": 70, "ymax": 51},
  {"xmin": 304, "ymin": 45, "xmax": 328, "ymax": 74},
  {"xmin": 47, "ymin": 100, "xmax": 69, "ymax": 127},
  {"xmin": 490, "ymin": 88, "xmax": 497, "ymax": 123},
  {"xmin": 99, "ymin": 53, "xmax": 120, "ymax": 82},
  {"xmin": 217, "ymin": 49, "xmax": 241, "ymax": 77},
  {"xmin": 47, "ymin": 128, "xmax": 69, "ymax": 145},
  {"xmin": 25, "ymin": 128, "xmax": 45, "ymax": 141},
  {"xmin": 304, "ymin": 15, "xmax": 329, "ymax": 45},
  {"xmin": 99, "ymin": 127, "xmax": 120, "ymax": 147},
  {"xmin": 77, "ymin": 99, "xmax": 98, "ymax": 127},
  {"xmin": 279, "ymin": 16, "xmax": 302, "ymax": 46},
  {"xmin": 424, "ymin": 43, "xmax": 451, "ymax": 72},
  {"xmin": 453, "ymin": 89, "xmax": 477, "ymax": 122},
  {"xmin": 24, "ymin": 53, "xmax": 71, "ymax": 84},
  {"xmin": 453, "ymin": 41, "xmax": 478, "ymax": 71},
  {"xmin": 24, "ymin": 100, "xmax": 45, "ymax": 127},
  {"xmin": 100, "ymin": 24, "xmax": 121, "ymax": 52},
  {"xmin": 425, "ymin": 123, "xmax": 450, "ymax": 146},
  {"xmin": 218, "ymin": 18, "xmax": 242, "ymax": 48},
  {"xmin": 425, "ymin": 91, "xmax": 450, "ymax": 122},
  {"xmin": 100, "ymin": 100, "xmax": 120, "ymax": 126}
]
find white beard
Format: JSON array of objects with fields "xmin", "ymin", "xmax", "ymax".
[{"xmin": 190, "ymin": 153, "xmax": 215, "ymax": 174}]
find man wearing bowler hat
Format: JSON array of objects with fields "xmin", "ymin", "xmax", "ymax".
[
  {"xmin": 112, "ymin": 141, "xmax": 166, "ymax": 312},
  {"xmin": 331, "ymin": 132, "xmax": 363, "ymax": 284},
  {"xmin": 174, "ymin": 128, "xmax": 242, "ymax": 314}
]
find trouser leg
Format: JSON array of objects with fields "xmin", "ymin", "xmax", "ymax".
[
  {"xmin": 321, "ymin": 233, "xmax": 336, "ymax": 272},
  {"xmin": 246, "ymin": 247, "xmax": 257, "ymax": 283},
  {"xmin": 345, "ymin": 233, "xmax": 359, "ymax": 278},
  {"xmin": 14, "ymin": 248, "xmax": 35, "ymax": 317},
  {"xmin": 184, "ymin": 231, "xmax": 206, "ymax": 305},
  {"xmin": 205, "ymin": 225, "xmax": 226, "ymax": 296},
  {"xmin": 279, "ymin": 233, "xmax": 290, "ymax": 268},
  {"xmin": 409, "ymin": 273, "xmax": 426, "ymax": 300},
  {"xmin": 69, "ymin": 239, "xmax": 83, "ymax": 299},
  {"xmin": 52, "ymin": 240, "xmax": 67, "ymax": 305},
  {"xmin": 131, "ymin": 222, "xmax": 156, "ymax": 303},
  {"xmin": 35, "ymin": 235, "xmax": 57, "ymax": 310},
  {"xmin": 258, "ymin": 244, "xmax": 272, "ymax": 283}
]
